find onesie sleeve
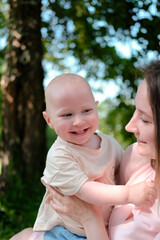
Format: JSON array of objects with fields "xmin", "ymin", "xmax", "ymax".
[{"xmin": 41, "ymin": 149, "xmax": 89, "ymax": 196}]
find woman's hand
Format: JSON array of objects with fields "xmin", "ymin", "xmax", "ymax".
[
  {"xmin": 47, "ymin": 185, "xmax": 109, "ymax": 240},
  {"xmin": 47, "ymin": 185, "xmax": 96, "ymax": 223}
]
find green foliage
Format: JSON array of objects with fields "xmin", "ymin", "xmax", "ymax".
[
  {"xmin": 43, "ymin": 0, "xmax": 159, "ymax": 83},
  {"xmin": 1, "ymin": 0, "xmax": 159, "ymax": 148},
  {"xmin": 41, "ymin": 1, "xmax": 159, "ymax": 148},
  {"xmin": 0, "ymin": 0, "xmax": 8, "ymax": 144},
  {"xmin": 0, "ymin": 174, "xmax": 45, "ymax": 239},
  {"xmin": 98, "ymin": 98, "xmax": 136, "ymax": 149},
  {"xmin": 46, "ymin": 125, "xmax": 58, "ymax": 150},
  {"xmin": 0, "ymin": 126, "xmax": 57, "ymax": 239}
]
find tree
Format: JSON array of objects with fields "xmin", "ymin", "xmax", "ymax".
[
  {"xmin": 1, "ymin": 0, "xmax": 159, "ymax": 189},
  {"xmin": 45, "ymin": 0, "xmax": 159, "ymax": 88},
  {"xmin": 1, "ymin": 0, "xmax": 46, "ymax": 189}
]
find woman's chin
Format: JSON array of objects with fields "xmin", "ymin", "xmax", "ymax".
[{"xmin": 137, "ymin": 145, "xmax": 155, "ymax": 159}]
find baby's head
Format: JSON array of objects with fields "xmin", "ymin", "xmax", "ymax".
[{"xmin": 43, "ymin": 73, "xmax": 99, "ymax": 146}]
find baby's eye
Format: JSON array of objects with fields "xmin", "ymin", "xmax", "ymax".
[
  {"xmin": 63, "ymin": 113, "xmax": 72, "ymax": 117},
  {"xmin": 83, "ymin": 109, "xmax": 91, "ymax": 113}
]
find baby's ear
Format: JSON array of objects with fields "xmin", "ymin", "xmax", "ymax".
[
  {"xmin": 42, "ymin": 111, "xmax": 54, "ymax": 129},
  {"xmin": 95, "ymin": 101, "xmax": 99, "ymax": 107}
]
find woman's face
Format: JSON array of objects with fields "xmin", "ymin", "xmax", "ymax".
[{"xmin": 125, "ymin": 79, "xmax": 156, "ymax": 159}]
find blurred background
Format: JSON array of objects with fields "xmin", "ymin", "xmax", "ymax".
[{"xmin": 0, "ymin": 0, "xmax": 159, "ymax": 238}]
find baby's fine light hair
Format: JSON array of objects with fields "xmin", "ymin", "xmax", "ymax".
[{"xmin": 45, "ymin": 73, "xmax": 94, "ymax": 112}]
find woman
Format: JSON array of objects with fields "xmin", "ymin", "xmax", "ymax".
[
  {"xmin": 10, "ymin": 60, "xmax": 160, "ymax": 240},
  {"xmin": 48, "ymin": 59, "xmax": 160, "ymax": 240}
]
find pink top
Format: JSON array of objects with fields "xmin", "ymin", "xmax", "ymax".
[{"xmin": 109, "ymin": 143, "xmax": 160, "ymax": 240}]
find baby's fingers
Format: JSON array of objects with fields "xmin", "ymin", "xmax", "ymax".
[
  {"xmin": 145, "ymin": 184, "xmax": 157, "ymax": 206},
  {"xmin": 146, "ymin": 181, "xmax": 156, "ymax": 189},
  {"xmin": 146, "ymin": 181, "xmax": 157, "ymax": 195}
]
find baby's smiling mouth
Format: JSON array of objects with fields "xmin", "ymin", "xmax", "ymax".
[{"xmin": 71, "ymin": 128, "xmax": 88, "ymax": 135}]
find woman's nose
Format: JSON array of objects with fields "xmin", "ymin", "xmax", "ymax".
[{"xmin": 125, "ymin": 112, "xmax": 138, "ymax": 134}]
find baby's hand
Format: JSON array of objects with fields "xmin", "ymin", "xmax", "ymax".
[{"xmin": 128, "ymin": 181, "xmax": 157, "ymax": 207}]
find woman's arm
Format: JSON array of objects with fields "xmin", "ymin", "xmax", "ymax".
[
  {"xmin": 83, "ymin": 206, "xmax": 109, "ymax": 240},
  {"xmin": 48, "ymin": 186, "xmax": 108, "ymax": 240}
]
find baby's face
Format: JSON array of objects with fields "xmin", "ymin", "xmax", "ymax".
[{"xmin": 47, "ymin": 78, "xmax": 99, "ymax": 146}]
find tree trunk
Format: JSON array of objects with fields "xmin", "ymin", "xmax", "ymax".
[{"xmin": 1, "ymin": 0, "xmax": 46, "ymax": 189}]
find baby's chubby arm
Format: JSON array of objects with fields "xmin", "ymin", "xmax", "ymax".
[{"xmin": 76, "ymin": 180, "xmax": 157, "ymax": 207}]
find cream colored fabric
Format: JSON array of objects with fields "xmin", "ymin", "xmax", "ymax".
[{"xmin": 33, "ymin": 132, "xmax": 123, "ymax": 235}]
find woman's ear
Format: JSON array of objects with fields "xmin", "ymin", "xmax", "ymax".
[{"xmin": 42, "ymin": 111, "xmax": 54, "ymax": 129}]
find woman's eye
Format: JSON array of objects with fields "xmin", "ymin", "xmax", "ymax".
[{"xmin": 141, "ymin": 118, "xmax": 149, "ymax": 123}]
